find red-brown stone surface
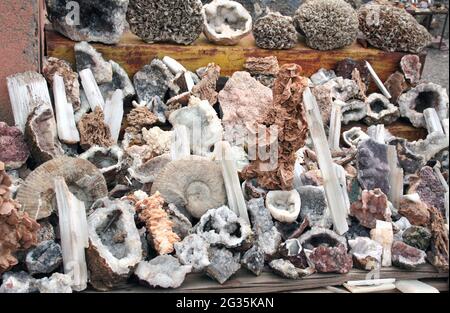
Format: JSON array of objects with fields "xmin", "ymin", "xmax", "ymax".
[
  {"xmin": 399, "ymin": 195, "xmax": 430, "ymax": 226},
  {"xmin": 427, "ymin": 206, "xmax": 449, "ymax": 273},
  {"xmin": 0, "ymin": 122, "xmax": 29, "ymax": 169},
  {"xmin": 350, "ymin": 189, "xmax": 392, "ymax": 229},
  {"xmin": 309, "ymin": 244, "xmax": 353, "ymax": 274}
]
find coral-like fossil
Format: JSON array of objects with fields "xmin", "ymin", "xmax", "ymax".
[
  {"xmin": 135, "ymin": 192, "xmax": 180, "ymax": 255},
  {"xmin": 253, "ymin": 12, "xmax": 297, "ymax": 50}
]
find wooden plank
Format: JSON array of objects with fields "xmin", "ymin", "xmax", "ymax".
[
  {"xmin": 96, "ymin": 264, "xmax": 447, "ymax": 293},
  {"xmin": 45, "ymin": 28, "xmax": 426, "ymax": 93}
]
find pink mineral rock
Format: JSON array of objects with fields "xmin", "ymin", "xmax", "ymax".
[
  {"xmin": 350, "ymin": 189, "xmax": 392, "ymax": 229},
  {"xmin": 309, "ymin": 245, "xmax": 353, "ymax": 274},
  {"xmin": 398, "ymin": 194, "xmax": 430, "ymax": 226},
  {"xmin": 392, "ymin": 241, "xmax": 427, "ymax": 270},
  {"xmin": 400, "ymin": 55, "xmax": 422, "ymax": 85},
  {"xmin": 0, "ymin": 122, "xmax": 30, "ymax": 170}
]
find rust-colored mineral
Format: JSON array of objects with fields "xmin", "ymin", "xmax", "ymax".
[
  {"xmin": 427, "ymin": 206, "xmax": 449, "ymax": 273},
  {"xmin": 78, "ymin": 108, "xmax": 114, "ymax": 150},
  {"xmin": 0, "ymin": 162, "xmax": 39, "ymax": 274},
  {"xmin": 384, "ymin": 71, "xmax": 408, "ymax": 104},
  {"xmin": 125, "ymin": 106, "xmax": 158, "ymax": 135},
  {"xmin": 242, "ymin": 64, "xmax": 309, "ymax": 190},
  {"xmin": 350, "ymin": 189, "xmax": 392, "ymax": 229},
  {"xmin": 192, "ymin": 63, "xmax": 221, "ymax": 105},
  {"xmin": 135, "ymin": 192, "xmax": 180, "ymax": 255},
  {"xmin": 399, "ymin": 194, "xmax": 430, "ymax": 226}
]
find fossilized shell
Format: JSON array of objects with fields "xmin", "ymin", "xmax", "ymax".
[
  {"xmin": 266, "ymin": 190, "xmax": 301, "ymax": 223},
  {"xmin": 128, "ymin": 154, "xmax": 172, "ymax": 184},
  {"xmin": 202, "ymin": 0, "xmax": 253, "ymax": 45},
  {"xmin": 16, "ymin": 157, "xmax": 108, "ymax": 220},
  {"xmin": 151, "ymin": 159, "xmax": 227, "ymax": 219},
  {"xmin": 364, "ymin": 93, "xmax": 400, "ymax": 125},
  {"xmin": 86, "ymin": 198, "xmax": 143, "ymax": 291}
]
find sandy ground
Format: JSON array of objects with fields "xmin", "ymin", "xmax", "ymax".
[{"xmin": 422, "ymin": 44, "xmax": 450, "ymax": 91}]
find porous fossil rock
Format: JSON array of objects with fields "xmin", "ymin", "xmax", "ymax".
[
  {"xmin": 399, "ymin": 194, "xmax": 430, "ymax": 227},
  {"xmin": 174, "ymin": 234, "xmax": 210, "ymax": 272},
  {"xmin": 192, "ymin": 63, "xmax": 221, "ymax": 105},
  {"xmin": 349, "ymin": 237, "xmax": 383, "ymax": 270},
  {"xmin": 127, "ymin": 0, "xmax": 203, "ymax": 45},
  {"xmin": 243, "ymin": 64, "xmax": 309, "ymax": 190},
  {"xmin": 86, "ymin": 199, "xmax": 143, "ymax": 290},
  {"xmin": 253, "ymin": 12, "xmax": 297, "ymax": 50},
  {"xmin": 350, "ymin": 189, "xmax": 392, "ymax": 229},
  {"xmin": 218, "ymin": 71, "xmax": 272, "ymax": 145},
  {"xmin": 358, "ymin": 4, "xmax": 432, "ymax": 53},
  {"xmin": 43, "ymin": 57, "xmax": 81, "ymax": 110},
  {"xmin": 46, "ymin": 0, "xmax": 129, "ymax": 44},
  {"xmin": 297, "ymin": 185, "xmax": 333, "ymax": 228},
  {"xmin": 135, "ymin": 255, "xmax": 192, "ymax": 288},
  {"xmin": 203, "ymin": 0, "xmax": 253, "ymax": 45},
  {"xmin": 195, "ymin": 206, "xmax": 252, "ymax": 248},
  {"xmin": 384, "ymin": 72, "xmax": 408, "ymax": 105},
  {"xmin": 16, "ymin": 157, "xmax": 108, "ymax": 220},
  {"xmin": 78, "ymin": 108, "xmax": 114, "ymax": 150},
  {"xmin": 398, "ymin": 83, "xmax": 449, "ymax": 128},
  {"xmin": 357, "ymin": 138, "xmax": 391, "ymax": 196},
  {"xmin": 294, "ymin": 0, "xmax": 359, "ymax": 50},
  {"xmin": 75, "ymin": 42, "xmax": 113, "ymax": 84},
  {"xmin": 151, "ymin": 159, "xmax": 226, "ymax": 219},
  {"xmin": 402, "ymin": 226, "xmax": 432, "ymax": 251},
  {"xmin": 363, "ymin": 93, "xmax": 400, "ymax": 125},
  {"xmin": 25, "ymin": 240, "xmax": 62, "ymax": 275},
  {"xmin": 401, "ymin": 55, "xmax": 422, "ymax": 85},
  {"xmin": 206, "ymin": 247, "xmax": 241, "ymax": 284},
  {"xmin": 0, "ymin": 122, "xmax": 29, "ymax": 169},
  {"xmin": 392, "ymin": 241, "xmax": 427, "ymax": 270},
  {"xmin": 266, "ymin": 190, "xmax": 301, "ymax": 223}
]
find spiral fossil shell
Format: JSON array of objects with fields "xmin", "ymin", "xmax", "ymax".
[
  {"xmin": 151, "ymin": 159, "xmax": 227, "ymax": 218},
  {"xmin": 16, "ymin": 156, "xmax": 108, "ymax": 220}
]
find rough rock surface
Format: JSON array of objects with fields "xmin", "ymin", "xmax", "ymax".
[
  {"xmin": 335, "ymin": 58, "xmax": 371, "ymax": 88},
  {"xmin": 127, "ymin": 0, "xmax": 204, "ymax": 45},
  {"xmin": 358, "ymin": 4, "xmax": 432, "ymax": 53},
  {"xmin": 253, "ymin": 12, "xmax": 297, "ymax": 50},
  {"xmin": 174, "ymin": 234, "xmax": 210, "ymax": 272},
  {"xmin": 218, "ymin": 71, "xmax": 272, "ymax": 145},
  {"xmin": 350, "ymin": 189, "xmax": 392, "ymax": 229},
  {"xmin": 78, "ymin": 108, "xmax": 114, "ymax": 150},
  {"xmin": 0, "ymin": 122, "xmax": 29, "ymax": 169},
  {"xmin": 46, "ymin": 0, "xmax": 129, "ymax": 44},
  {"xmin": 309, "ymin": 245, "xmax": 353, "ymax": 274},
  {"xmin": 36, "ymin": 273, "xmax": 72, "ymax": 293},
  {"xmin": 244, "ymin": 56, "xmax": 279, "ymax": 88},
  {"xmin": 349, "ymin": 237, "xmax": 383, "ymax": 270},
  {"xmin": 192, "ymin": 63, "xmax": 221, "ymax": 105},
  {"xmin": 278, "ymin": 238, "xmax": 309, "ymax": 269},
  {"xmin": 297, "ymin": 186, "xmax": 332, "ymax": 229},
  {"xmin": 402, "ymin": 226, "xmax": 432, "ymax": 251},
  {"xmin": 294, "ymin": 0, "xmax": 359, "ymax": 50},
  {"xmin": 388, "ymin": 138, "xmax": 425, "ymax": 175},
  {"xmin": 75, "ymin": 42, "xmax": 113, "ymax": 84},
  {"xmin": 357, "ymin": 139, "xmax": 391, "ymax": 196},
  {"xmin": 399, "ymin": 194, "xmax": 431, "ymax": 227},
  {"xmin": 392, "ymin": 241, "xmax": 427, "ymax": 270},
  {"xmin": 99, "ymin": 60, "xmax": 136, "ymax": 103},
  {"xmin": 243, "ymin": 64, "xmax": 309, "ymax": 190},
  {"xmin": 206, "ymin": 247, "xmax": 241, "ymax": 284},
  {"xmin": 364, "ymin": 93, "xmax": 400, "ymax": 125},
  {"xmin": 0, "ymin": 271, "xmax": 37, "ymax": 293},
  {"xmin": 242, "ymin": 246, "xmax": 265, "ymax": 276},
  {"xmin": 427, "ymin": 206, "xmax": 449, "ymax": 272},
  {"xmin": 135, "ymin": 255, "xmax": 191, "ymax": 288},
  {"xmin": 25, "ymin": 240, "xmax": 62, "ymax": 275},
  {"xmin": 401, "ymin": 55, "xmax": 422, "ymax": 85},
  {"xmin": 125, "ymin": 107, "xmax": 158, "ymax": 136},
  {"xmin": 269, "ymin": 259, "xmax": 299, "ymax": 279},
  {"xmin": 384, "ymin": 72, "xmax": 408, "ymax": 104}
]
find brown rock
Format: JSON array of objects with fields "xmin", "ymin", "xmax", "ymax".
[
  {"xmin": 399, "ymin": 194, "xmax": 430, "ymax": 226},
  {"xmin": 427, "ymin": 206, "xmax": 449, "ymax": 272},
  {"xmin": 244, "ymin": 56, "xmax": 280, "ymax": 76},
  {"xmin": 0, "ymin": 122, "xmax": 29, "ymax": 170},
  {"xmin": 78, "ymin": 108, "xmax": 114, "ymax": 150},
  {"xmin": 335, "ymin": 58, "xmax": 371, "ymax": 87},
  {"xmin": 192, "ymin": 63, "xmax": 221, "ymax": 105},
  {"xmin": 384, "ymin": 71, "xmax": 408, "ymax": 104},
  {"xmin": 350, "ymin": 189, "xmax": 392, "ymax": 229},
  {"xmin": 125, "ymin": 106, "xmax": 158, "ymax": 135}
]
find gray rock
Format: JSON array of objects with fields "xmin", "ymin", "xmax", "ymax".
[
  {"xmin": 174, "ymin": 234, "xmax": 210, "ymax": 272},
  {"xmin": 0, "ymin": 271, "xmax": 37, "ymax": 293},
  {"xmin": 147, "ymin": 96, "xmax": 169, "ymax": 124},
  {"xmin": 46, "ymin": 0, "xmax": 129, "ymax": 44},
  {"xmin": 297, "ymin": 186, "xmax": 332, "ymax": 229},
  {"xmin": 75, "ymin": 41, "xmax": 113, "ymax": 84},
  {"xmin": 310, "ymin": 68, "xmax": 337, "ymax": 86},
  {"xmin": 241, "ymin": 246, "xmax": 265, "ymax": 276},
  {"xmin": 206, "ymin": 247, "xmax": 241, "ymax": 284},
  {"xmin": 99, "ymin": 60, "xmax": 136, "ymax": 104},
  {"xmin": 278, "ymin": 239, "xmax": 309, "ymax": 269},
  {"xmin": 37, "ymin": 220, "xmax": 56, "ymax": 243},
  {"xmin": 165, "ymin": 204, "xmax": 192, "ymax": 240},
  {"xmin": 269, "ymin": 259, "xmax": 299, "ymax": 279},
  {"xmin": 388, "ymin": 138, "xmax": 425, "ymax": 175},
  {"xmin": 25, "ymin": 241, "xmax": 63, "ymax": 275},
  {"xmin": 341, "ymin": 99, "xmax": 368, "ymax": 124}
]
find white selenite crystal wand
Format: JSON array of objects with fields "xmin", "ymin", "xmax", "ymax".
[
  {"xmin": 79, "ymin": 68, "xmax": 105, "ymax": 111},
  {"xmin": 103, "ymin": 89, "xmax": 124, "ymax": 144}
]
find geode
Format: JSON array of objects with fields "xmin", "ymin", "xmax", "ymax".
[
  {"xmin": 357, "ymin": 139, "xmax": 391, "ymax": 196},
  {"xmin": 349, "ymin": 237, "xmax": 383, "ymax": 271},
  {"xmin": 253, "ymin": 12, "xmax": 297, "ymax": 50},
  {"xmin": 0, "ymin": 122, "xmax": 29, "ymax": 169},
  {"xmin": 402, "ymin": 226, "xmax": 432, "ymax": 251},
  {"xmin": 358, "ymin": 4, "xmax": 432, "ymax": 53},
  {"xmin": 127, "ymin": 0, "xmax": 204, "ymax": 45},
  {"xmin": 75, "ymin": 41, "xmax": 113, "ymax": 84},
  {"xmin": 392, "ymin": 241, "xmax": 427, "ymax": 270},
  {"xmin": 294, "ymin": 0, "xmax": 359, "ymax": 51},
  {"xmin": 241, "ymin": 246, "xmax": 265, "ymax": 276},
  {"xmin": 340, "ymin": 100, "xmax": 368, "ymax": 125},
  {"xmin": 278, "ymin": 238, "xmax": 309, "ymax": 269},
  {"xmin": 36, "ymin": 273, "xmax": 72, "ymax": 293},
  {"xmin": 350, "ymin": 189, "xmax": 392, "ymax": 229},
  {"xmin": 401, "ymin": 55, "xmax": 422, "ymax": 85},
  {"xmin": 206, "ymin": 247, "xmax": 241, "ymax": 284},
  {"xmin": 398, "ymin": 83, "xmax": 449, "ymax": 128},
  {"xmin": 46, "ymin": 0, "xmax": 128, "ymax": 44},
  {"xmin": 363, "ymin": 93, "xmax": 400, "ymax": 125},
  {"xmin": 174, "ymin": 234, "xmax": 210, "ymax": 272},
  {"xmin": 25, "ymin": 240, "xmax": 62, "ymax": 275},
  {"xmin": 297, "ymin": 186, "xmax": 332, "ymax": 229}
]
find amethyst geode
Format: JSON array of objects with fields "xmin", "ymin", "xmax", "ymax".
[{"xmin": 0, "ymin": 122, "xmax": 29, "ymax": 170}]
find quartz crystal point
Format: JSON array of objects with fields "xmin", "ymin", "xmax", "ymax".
[
  {"xmin": 370, "ymin": 220, "xmax": 394, "ymax": 267},
  {"xmin": 387, "ymin": 145, "xmax": 404, "ymax": 210},
  {"xmin": 103, "ymin": 89, "xmax": 124, "ymax": 144},
  {"xmin": 7, "ymin": 71, "xmax": 52, "ymax": 132},
  {"xmin": 53, "ymin": 74, "xmax": 80, "ymax": 144},
  {"xmin": 79, "ymin": 68, "xmax": 105, "ymax": 111},
  {"xmin": 214, "ymin": 141, "xmax": 250, "ymax": 224},
  {"xmin": 303, "ymin": 87, "xmax": 349, "ymax": 235},
  {"xmin": 365, "ymin": 61, "xmax": 391, "ymax": 99},
  {"xmin": 328, "ymin": 102, "xmax": 342, "ymax": 151},
  {"xmin": 54, "ymin": 177, "xmax": 89, "ymax": 292},
  {"xmin": 171, "ymin": 125, "xmax": 191, "ymax": 160}
]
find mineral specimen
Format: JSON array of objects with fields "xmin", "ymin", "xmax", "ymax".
[
  {"xmin": 87, "ymin": 199, "xmax": 143, "ymax": 290},
  {"xmin": 25, "ymin": 240, "xmax": 62, "ymax": 275},
  {"xmin": 79, "ymin": 68, "xmax": 105, "ymax": 111},
  {"xmin": 242, "ymin": 246, "xmax": 265, "ymax": 276},
  {"xmin": 0, "ymin": 271, "xmax": 37, "ymax": 293},
  {"xmin": 75, "ymin": 42, "xmax": 113, "ymax": 84},
  {"xmin": 358, "ymin": 4, "xmax": 432, "ymax": 53},
  {"xmin": 266, "ymin": 190, "xmax": 301, "ymax": 223},
  {"xmin": 165, "ymin": 204, "xmax": 193, "ymax": 240},
  {"xmin": 206, "ymin": 247, "xmax": 241, "ymax": 284},
  {"xmin": 142, "ymin": 127, "xmax": 173, "ymax": 158},
  {"xmin": 0, "ymin": 122, "xmax": 29, "ymax": 169},
  {"xmin": 294, "ymin": 0, "xmax": 359, "ymax": 50},
  {"xmin": 401, "ymin": 55, "xmax": 422, "ymax": 85},
  {"xmin": 350, "ymin": 189, "xmax": 392, "ymax": 229},
  {"xmin": 388, "ymin": 138, "xmax": 425, "ymax": 175},
  {"xmin": 398, "ymin": 83, "xmax": 449, "ymax": 128},
  {"xmin": 127, "ymin": 0, "xmax": 203, "ymax": 45},
  {"xmin": 370, "ymin": 220, "xmax": 394, "ymax": 267},
  {"xmin": 36, "ymin": 273, "xmax": 72, "ymax": 293},
  {"xmin": 384, "ymin": 72, "xmax": 408, "ymax": 105},
  {"xmin": 42, "ymin": 57, "xmax": 81, "ymax": 110},
  {"xmin": 100, "ymin": 60, "xmax": 136, "ymax": 104},
  {"xmin": 244, "ymin": 56, "xmax": 279, "ymax": 88},
  {"xmin": 125, "ymin": 106, "xmax": 158, "ymax": 136},
  {"xmin": 103, "ymin": 89, "xmax": 124, "ymax": 144},
  {"xmin": 357, "ymin": 138, "xmax": 391, "ymax": 196},
  {"xmin": 135, "ymin": 255, "xmax": 192, "ymax": 288},
  {"xmin": 192, "ymin": 63, "xmax": 221, "ymax": 105},
  {"xmin": 342, "ymin": 127, "xmax": 370, "ymax": 149},
  {"xmin": 128, "ymin": 154, "xmax": 172, "ymax": 185},
  {"xmin": 399, "ymin": 194, "xmax": 430, "ymax": 227},
  {"xmin": 253, "ymin": 12, "xmax": 297, "ymax": 50},
  {"xmin": 363, "ymin": 93, "xmax": 400, "ymax": 125},
  {"xmin": 243, "ymin": 64, "xmax": 309, "ymax": 190},
  {"xmin": 278, "ymin": 239, "xmax": 309, "ymax": 269},
  {"xmin": 203, "ymin": 0, "xmax": 252, "ymax": 45},
  {"xmin": 308, "ymin": 244, "xmax": 353, "ymax": 274},
  {"xmin": 79, "ymin": 146, "xmax": 124, "ymax": 186},
  {"xmin": 335, "ymin": 58, "xmax": 371, "ymax": 88},
  {"xmin": 135, "ymin": 192, "xmax": 180, "ymax": 255},
  {"xmin": 298, "ymin": 186, "xmax": 332, "ymax": 228},
  {"xmin": 299, "ymin": 227, "xmax": 348, "ymax": 250},
  {"xmin": 349, "ymin": 237, "xmax": 383, "ymax": 271},
  {"xmin": 0, "ymin": 162, "xmax": 39, "ymax": 274},
  {"xmin": 427, "ymin": 206, "xmax": 449, "ymax": 272},
  {"xmin": 78, "ymin": 108, "xmax": 114, "ymax": 150},
  {"xmin": 340, "ymin": 100, "xmax": 368, "ymax": 125},
  {"xmin": 310, "ymin": 68, "xmax": 337, "ymax": 86},
  {"xmin": 269, "ymin": 259, "xmax": 300, "ymax": 279},
  {"xmin": 16, "ymin": 157, "xmax": 108, "ymax": 220},
  {"xmin": 402, "ymin": 226, "xmax": 432, "ymax": 251},
  {"xmin": 151, "ymin": 159, "xmax": 226, "ymax": 219},
  {"xmin": 392, "ymin": 241, "xmax": 427, "ymax": 270},
  {"xmin": 46, "ymin": 0, "xmax": 129, "ymax": 44},
  {"xmin": 174, "ymin": 234, "xmax": 210, "ymax": 272},
  {"xmin": 218, "ymin": 71, "xmax": 272, "ymax": 145},
  {"xmin": 195, "ymin": 206, "xmax": 252, "ymax": 248}
]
